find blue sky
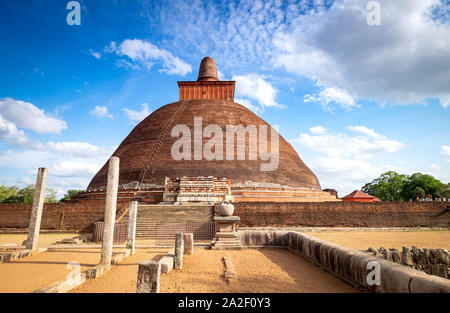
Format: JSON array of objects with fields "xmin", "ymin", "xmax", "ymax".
[{"xmin": 0, "ymin": 0, "xmax": 449, "ymax": 198}]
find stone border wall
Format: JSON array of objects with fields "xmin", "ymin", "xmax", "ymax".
[
  {"xmin": 238, "ymin": 230, "xmax": 450, "ymax": 293},
  {"xmin": 364, "ymin": 247, "xmax": 449, "ymax": 279}
]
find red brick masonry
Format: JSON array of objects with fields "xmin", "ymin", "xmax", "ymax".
[
  {"xmin": 0, "ymin": 202, "xmax": 128, "ymax": 232},
  {"xmin": 0, "ymin": 201, "xmax": 448, "ymax": 232},
  {"xmin": 233, "ymin": 202, "xmax": 450, "ymax": 228}
]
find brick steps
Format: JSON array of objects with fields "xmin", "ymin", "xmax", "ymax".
[{"xmin": 134, "ymin": 204, "xmax": 214, "ymax": 239}]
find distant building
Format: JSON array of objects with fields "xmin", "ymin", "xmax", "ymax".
[
  {"xmin": 323, "ymin": 189, "xmax": 338, "ymax": 198},
  {"xmin": 341, "ymin": 190, "xmax": 381, "ymax": 202}
]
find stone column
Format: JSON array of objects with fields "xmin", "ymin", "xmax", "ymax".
[
  {"xmin": 137, "ymin": 261, "xmax": 161, "ymax": 293},
  {"xmin": 174, "ymin": 233, "xmax": 184, "ymax": 269},
  {"xmin": 26, "ymin": 168, "xmax": 48, "ymax": 251},
  {"xmin": 184, "ymin": 233, "xmax": 194, "ymax": 255},
  {"xmin": 100, "ymin": 156, "xmax": 120, "ymax": 267},
  {"xmin": 126, "ymin": 201, "xmax": 138, "ymax": 254}
]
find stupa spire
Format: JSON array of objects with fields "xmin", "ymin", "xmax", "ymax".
[
  {"xmin": 178, "ymin": 57, "xmax": 234, "ymax": 101},
  {"xmin": 197, "ymin": 56, "xmax": 218, "ymax": 81}
]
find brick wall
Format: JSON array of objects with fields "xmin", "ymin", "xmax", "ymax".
[
  {"xmin": 0, "ymin": 202, "xmax": 128, "ymax": 232},
  {"xmin": 234, "ymin": 202, "xmax": 450, "ymax": 228},
  {"xmin": 1, "ymin": 201, "xmax": 448, "ymax": 232}
]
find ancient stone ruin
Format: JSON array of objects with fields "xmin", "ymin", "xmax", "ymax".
[
  {"xmin": 73, "ymin": 57, "xmax": 338, "ymax": 205},
  {"xmin": 365, "ymin": 246, "xmax": 450, "ymax": 279}
]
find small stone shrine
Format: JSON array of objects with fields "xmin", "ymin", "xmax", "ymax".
[{"xmin": 211, "ymin": 201, "xmax": 242, "ymax": 249}]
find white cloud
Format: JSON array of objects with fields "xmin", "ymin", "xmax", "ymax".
[
  {"xmin": 293, "ymin": 127, "xmax": 405, "ymax": 159},
  {"xmin": 0, "ymin": 114, "xmax": 29, "ymax": 147},
  {"xmin": 304, "ymin": 87, "xmax": 358, "ymax": 112},
  {"xmin": 115, "ymin": 59, "xmax": 140, "ymax": 70},
  {"xmin": 123, "ymin": 103, "xmax": 151, "ymax": 122},
  {"xmin": 232, "ymin": 74, "xmax": 282, "ymax": 110},
  {"xmin": 90, "ymin": 105, "xmax": 113, "ymax": 119},
  {"xmin": 0, "ymin": 98, "xmax": 67, "ymax": 134},
  {"xmin": 0, "ymin": 114, "xmax": 44, "ymax": 150},
  {"xmin": 441, "ymin": 145, "xmax": 450, "ymax": 156},
  {"xmin": 50, "ymin": 161, "xmax": 101, "ymax": 178},
  {"xmin": 309, "ymin": 156, "xmax": 388, "ymax": 196},
  {"xmin": 143, "ymin": 0, "xmax": 323, "ymax": 73},
  {"xmin": 292, "ymin": 125, "xmax": 406, "ymax": 195},
  {"xmin": 47, "ymin": 141, "xmax": 101, "ymax": 158},
  {"xmin": 89, "ymin": 49, "xmax": 101, "ymax": 59},
  {"xmin": 108, "ymin": 39, "xmax": 192, "ymax": 76},
  {"xmin": 144, "ymin": 0, "xmax": 450, "ymax": 109},
  {"xmin": 429, "ymin": 163, "xmax": 440, "ymax": 171},
  {"xmin": 274, "ymin": 0, "xmax": 450, "ymax": 109},
  {"xmin": 348, "ymin": 126, "xmax": 380, "ymax": 138},
  {"xmin": 309, "ymin": 125, "xmax": 326, "ymax": 135},
  {"xmin": 0, "ymin": 147, "xmax": 108, "ymax": 199},
  {"xmin": 16, "ymin": 177, "xmax": 32, "ymax": 185},
  {"xmin": 442, "ymin": 145, "xmax": 450, "ymax": 162},
  {"xmin": 33, "ymin": 68, "xmax": 44, "ymax": 76}
]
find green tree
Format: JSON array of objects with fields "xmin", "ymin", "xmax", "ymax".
[
  {"xmin": 442, "ymin": 189, "xmax": 450, "ymax": 198},
  {"xmin": 444, "ymin": 183, "xmax": 450, "ymax": 198},
  {"xmin": 362, "ymin": 171, "xmax": 408, "ymax": 201},
  {"xmin": 60, "ymin": 189, "xmax": 83, "ymax": 202},
  {"xmin": 413, "ymin": 187, "xmax": 425, "ymax": 199},
  {"xmin": 401, "ymin": 173, "xmax": 446, "ymax": 200},
  {"xmin": 45, "ymin": 188, "xmax": 58, "ymax": 203},
  {"xmin": 4, "ymin": 185, "xmax": 36, "ymax": 203},
  {"xmin": 0, "ymin": 185, "xmax": 19, "ymax": 203},
  {"xmin": 18, "ymin": 185, "xmax": 35, "ymax": 203}
]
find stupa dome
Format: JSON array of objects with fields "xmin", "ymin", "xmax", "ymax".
[
  {"xmin": 81, "ymin": 57, "xmax": 337, "ymax": 203},
  {"xmin": 88, "ymin": 98, "xmax": 321, "ymax": 190}
]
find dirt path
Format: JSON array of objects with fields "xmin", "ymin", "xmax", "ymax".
[
  {"xmin": 0, "ymin": 233, "xmax": 79, "ymax": 247},
  {"xmin": 70, "ymin": 249, "xmax": 168, "ymax": 293},
  {"xmin": 160, "ymin": 249, "xmax": 358, "ymax": 293},
  {"xmin": 309, "ymin": 230, "xmax": 450, "ymax": 250},
  {"xmin": 0, "ymin": 249, "xmax": 102, "ymax": 293}
]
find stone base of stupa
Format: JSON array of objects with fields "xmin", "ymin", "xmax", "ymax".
[{"xmin": 210, "ymin": 216, "xmax": 243, "ymax": 250}]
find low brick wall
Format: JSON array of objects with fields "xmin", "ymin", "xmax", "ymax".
[
  {"xmin": 0, "ymin": 202, "xmax": 128, "ymax": 232},
  {"xmin": 238, "ymin": 230, "xmax": 450, "ymax": 293},
  {"xmin": 1, "ymin": 201, "xmax": 448, "ymax": 232},
  {"xmin": 234, "ymin": 202, "xmax": 450, "ymax": 227}
]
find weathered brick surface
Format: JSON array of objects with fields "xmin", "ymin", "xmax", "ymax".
[
  {"xmin": 0, "ymin": 201, "xmax": 448, "ymax": 232},
  {"xmin": 234, "ymin": 202, "xmax": 450, "ymax": 228},
  {"xmin": 86, "ymin": 99, "xmax": 322, "ymax": 191},
  {"xmin": 0, "ymin": 202, "xmax": 127, "ymax": 232}
]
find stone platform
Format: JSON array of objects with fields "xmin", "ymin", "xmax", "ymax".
[{"xmin": 210, "ymin": 216, "xmax": 243, "ymax": 250}]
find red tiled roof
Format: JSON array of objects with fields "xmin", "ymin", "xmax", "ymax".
[{"xmin": 342, "ymin": 190, "xmax": 380, "ymax": 200}]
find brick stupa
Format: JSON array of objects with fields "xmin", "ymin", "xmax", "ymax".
[{"xmin": 75, "ymin": 57, "xmax": 338, "ymax": 203}]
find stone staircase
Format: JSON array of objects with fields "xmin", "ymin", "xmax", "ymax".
[
  {"xmin": 138, "ymin": 101, "xmax": 186, "ymax": 185},
  {"xmin": 133, "ymin": 204, "xmax": 214, "ymax": 239}
]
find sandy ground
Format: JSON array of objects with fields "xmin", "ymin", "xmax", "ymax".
[
  {"xmin": 70, "ymin": 249, "xmax": 168, "ymax": 293},
  {"xmin": 0, "ymin": 233, "xmax": 79, "ymax": 247},
  {"xmin": 160, "ymin": 249, "xmax": 357, "ymax": 293},
  {"xmin": 308, "ymin": 230, "xmax": 450, "ymax": 250},
  {"xmin": 0, "ymin": 248, "xmax": 122, "ymax": 293},
  {"xmin": 1, "ymin": 230, "xmax": 447, "ymax": 293}
]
